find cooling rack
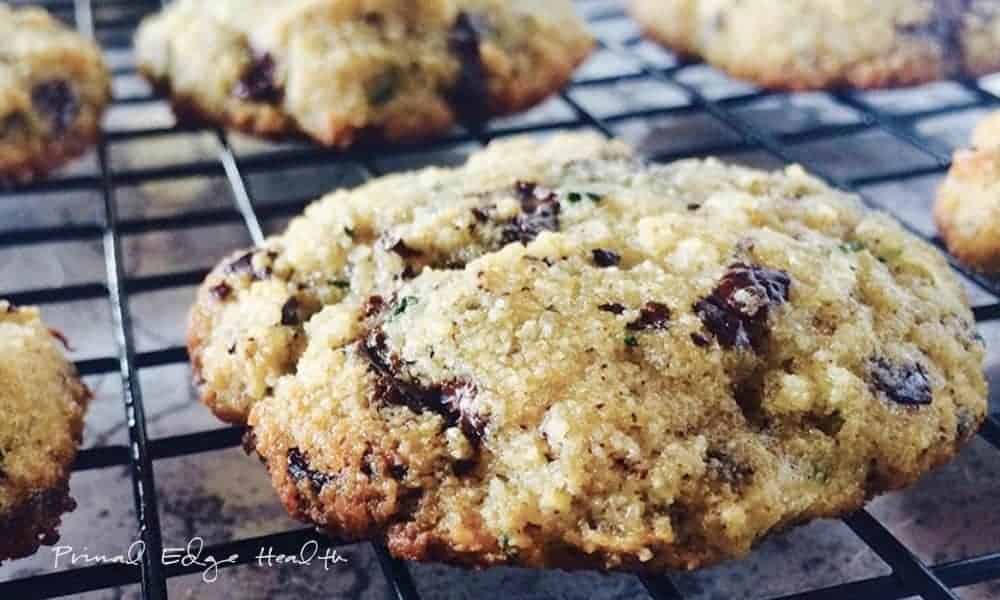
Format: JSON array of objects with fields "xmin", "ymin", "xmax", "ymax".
[{"xmin": 1, "ymin": 0, "xmax": 999, "ymax": 598}]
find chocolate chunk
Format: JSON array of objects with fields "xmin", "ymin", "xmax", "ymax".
[
  {"xmin": 234, "ymin": 52, "xmax": 282, "ymax": 102},
  {"xmin": 598, "ymin": 302, "xmax": 625, "ymax": 315},
  {"xmin": 361, "ymin": 330, "xmax": 484, "ymax": 443},
  {"xmin": 287, "ymin": 447, "xmax": 333, "ymax": 492},
  {"xmin": 471, "ymin": 207, "xmax": 490, "ymax": 223},
  {"xmin": 225, "ymin": 250, "xmax": 272, "ymax": 280},
  {"xmin": 363, "ymin": 295, "xmax": 385, "ymax": 319},
  {"xmin": 31, "ymin": 80, "xmax": 79, "ymax": 134},
  {"xmin": 389, "ymin": 239, "xmax": 423, "ymax": 259},
  {"xmin": 867, "ymin": 357, "xmax": 933, "ymax": 406},
  {"xmin": 280, "ymin": 297, "xmax": 301, "ymax": 326},
  {"xmin": 690, "ymin": 332, "xmax": 710, "ymax": 347},
  {"xmin": 627, "ymin": 302, "xmax": 671, "ymax": 331},
  {"xmin": 592, "ymin": 249, "xmax": 621, "ymax": 268},
  {"xmin": 447, "ymin": 12, "xmax": 490, "ymax": 123},
  {"xmin": 452, "ymin": 458, "xmax": 478, "ymax": 477},
  {"xmin": 693, "ymin": 263, "xmax": 791, "ymax": 352},
  {"xmin": 210, "ymin": 282, "xmax": 232, "ymax": 301},
  {"xmin": 389, "ymin": 463, "xmax": 408, "ymax": 480},
  {"xmin": 502, "ymin": 181, "xmax": 561, "ymax": 245}
]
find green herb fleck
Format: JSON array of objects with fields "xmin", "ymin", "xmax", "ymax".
[
  {"xmin": 564, "ymin": 191, "xmax": 603, "ymax": 205},
  {"xmin": 878, "ymin": 247, "xmax": 904, "ymax": 262},
  {"xmin": 624, "ymin": 335, "xmax": 639, "ymax": 348},
  {"xmin": 367, "ymin": 69, "xmax": 400, "ymax": 106},
  {"xmin": 839, "ymin": 240, "xmax": 865, "ymax": 253},
  {"xmin": 332, "ymin": 280, "xmax": 350, "ymax": 289},
  {"xmin": 344, "ymin": 227, "xmax": 355, "ymax": 239},
  {"xmin": 393, "ymin": 296, "xmax": 419, "ymax": 318},
  {"xmin": 498, "ymin": 535, "xmax": 519, "ymax": 557}
]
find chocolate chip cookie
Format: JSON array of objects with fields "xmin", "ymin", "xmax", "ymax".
[
  {"xmin": 135, "ymin": 0, "xmax": 593, "ymax": 147},
  {"xmin": 630, "ymin": 0, "xmax": 1000, "ymax": 90},
  {"xmin": 0, "ymin": 301, "xmax": 90, "ymax": 562},
  {"xmin": 935, "ymin": 110, "xmax": 1000, "ymax": 273},
  {"xmin": 0, "ymin": 3, "xmax": 110, "ymax": 183},
  {"xmin": 190, "ymin": 133, "xmax": 986, "ymax": 572}
]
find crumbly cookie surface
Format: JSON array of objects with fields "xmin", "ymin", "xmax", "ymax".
[
  {"xmin": 0, "ymin": 3, "xmax": 110, "ymax": 183},
  {"xmin": 630, "ymin": 0, "xmax": 1000, "ymax": 90},
  {"xmin": 190, "ymin": 133, "xmax": 987, "ymax": 571},
  {"xmin": 935, "ymin": 111, "xmax": 1000, "ymax": 273},
  {"xmin": 0, "ymin": 301, "xmax": 89, "ymax": 562},
  {"xmin": 135, "ymin": 0, "xmax": 592, "ymax": 147}
]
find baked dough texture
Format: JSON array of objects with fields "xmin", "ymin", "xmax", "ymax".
[
  {"xmin": 935, "ymin": 110, "xmax": 1000, "ymax": 273},
  {"xmin": 0, "ymin": 301, "xmax": 89, "ymax": 562},
  {"xmin": 0, "ymin": 3, "xmax": 110, "ymax": 182},
  {"xmin": 189, "ymin": 133, "xmax": 987, "ymax": 572},
  {"xmin": 630, "ymin": 0, "xmax": 1000, "ymax": 90},
  {"xmin": 135, "ymin": 0, "xmax": 593, "ymax": 147}
]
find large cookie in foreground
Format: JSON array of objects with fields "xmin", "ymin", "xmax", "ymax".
[
  {"xmin": 935, "ymin": 110, "xmax": 1000, "ymax": 273},
  {"xmin": 630, "ymin": 0, "xmax": 1000, "ymax": 90},
  {"xmin": 135, "ymin": 0, "xmax": 593, "ymax": 147},
  {"xmin": 0, "ymin": 3, "xmax": 111, "ymax": 183},
  {"xmin": 189, "ymin": 133, "xmax": 987, "ymax": 572},
  {"xmin": 0, "ymin": 301, "xmax": 89, "ymax": 562}
]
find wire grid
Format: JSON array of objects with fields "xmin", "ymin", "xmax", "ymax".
[{"xmin": 0, "ymin": 0, "xmax": 998, "ymax": 598}]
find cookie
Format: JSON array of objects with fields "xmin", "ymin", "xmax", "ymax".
[
  {"xmin": 135, "ymin": 0, "xmax": 593, "ymax": 147},
  {"xmin": 0, "ymin": 301, "xmax": 89, "ymax": 562},
  {"xmin": 189, "ymin": 133, "xmax": 987, "ymax": 572},
  {"xmin": 0, "ymin": 3, "xmax": 111, "ymax": 183},
  {"xmin": 935, "ymin": 110, "xmax": 1000, "ymax": 273},
  {"xmin": 630, "ymin": 0, "xmax": 1000, "ymax": 90}
]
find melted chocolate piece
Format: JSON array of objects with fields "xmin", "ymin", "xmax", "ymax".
[
  {"xmin": 693, "ymin": 263, "xmax": 791, "ymax": 352},
  {"xmin": 389, "ymin": 463, "xmax": 408, "ymax": 480},
  {"xmin": 502, "ymin": 181, "xmax": 561, "ymax": 245},
  {"xmin": 210, "ymin": 282, "xmax": 232, "ymax": 301},
  {"xmin": 868, "ymin": 357, "xmax": 933, "ymax": 406},
  {"xmin": 471, "ymin": 207, "xmax": 490, "ymax": 223},
  {"xmin": 362, "ymin": 330, "xmax": 484, "ymax": 443},
  {"xmin": 363, "ymin": 295, "xmax": 386, "ymax": 319},
  {"xmin": 225, "ymin": 250, "xmax": 273, "ymax": 280},
  {"xmin": 31, "ymin": 80, "xmax": 79, "ymax": 134},
  {"xmin": 389, "ymin": 239, "xmax": 423, "ymax": 259},
  {"xmin": 447, "ymin": 12, "xmax": 490, "ymax": 123},
  {"xmin": 598, "ymin": 302, "xmax": 625, "ymax": 315},
  {"xmin": 280, "ymin": 297, "xmax": 301, "ymax": 326},
  {"xmin": 592, "ymin": 249, "xmax": 621, "ymax": 268},
  {"xmin": 690, "ymin": 332, "xmax": 710, "ymax": 348},
  {"xmin": 234, "ymin": 52, "xmax": 282, "ymax": 102},
  {"xmin": 627, "ymin": 302, "xmax": 671, "ymax": 331},
  {"xmin": 287, "ymin": 447, "xmax": 333, "ymax": 492}
]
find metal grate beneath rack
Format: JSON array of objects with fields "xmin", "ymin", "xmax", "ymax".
[{"xmin": 0, "ymin": 0, "xmax": 998, "ymax": 598}]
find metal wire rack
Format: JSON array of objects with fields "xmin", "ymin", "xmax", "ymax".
[{"xmin": 1, "ymin": 0, "xmax": 999, "ymax": 598}]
